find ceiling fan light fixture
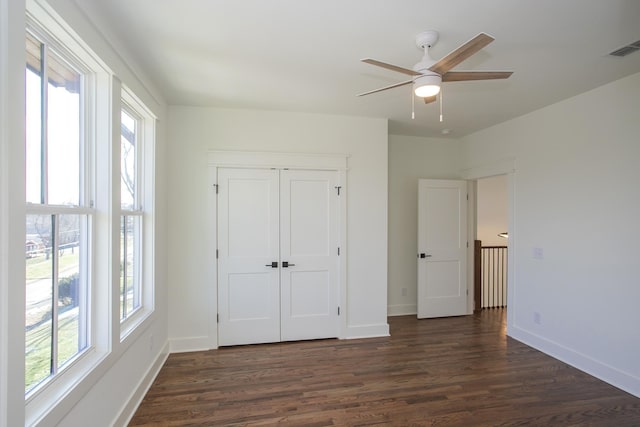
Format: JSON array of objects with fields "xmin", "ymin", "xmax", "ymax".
[{"xmin": 413, "ymin": 74, "xmax": 441, "ymax": 97}]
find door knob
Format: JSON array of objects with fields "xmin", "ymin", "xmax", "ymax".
[
  {"xmin": 265, "ymin": 261, "xmax": 278, "ymax": 268},
  {"xmin": 282, "ymin": 261, "xmax": 296, "ymax": 268}
]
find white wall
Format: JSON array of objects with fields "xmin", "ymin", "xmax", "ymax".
[
  {"xmin": 477, "ymin": 175, "xmax": 508, "ymax": 246},
  {"xmin": 0, "ymin": 0, "xmax": 169, "ymax": 425},
  {"xmin": 166, "ymin": 107, "xmax": 389, "ymax": 349},
  {"xmin": 461, "ymin": 72, "xmax": 640, "ymax": 397},
  {"xmin": 387, "ymin": 135, "xmax": 462, "ymax": 315}
]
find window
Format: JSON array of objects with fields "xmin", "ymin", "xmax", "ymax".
[
  {"xmin": 120, "ymin": 107, "xmax": 142, "ymax": 320},
  {"xmin": 25, "ymin": 30, "xmax": 90, "ymax": 393},
  {"xmin": 23, "ymin": 3, "xmax": 156, "ymax": 422},
  {"xmin": 119, "ymin": 89, "xmax": 155, "ymax": 335}
]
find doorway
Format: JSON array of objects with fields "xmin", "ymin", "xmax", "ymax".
[
  {"xmin": 462, "ymin": 158, "xmax": 515, "ymax": 333},
  {"xmin": 476, "ymin": 175, "xmax": 508, "ymax": 310}
]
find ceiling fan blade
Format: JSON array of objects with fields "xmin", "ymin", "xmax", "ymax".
[
  {"xmin": 423, "ymin": 95, "xmax": 437, "ymax": 104},
  {"xmin": 357, "ymin": 79, "xmax": 413, "ymax": 96},
  {"xmin": 442, "ymin": 71, "xmax": 513, "ymax": 82},
  {"xmin": 428, "ymin": 33, "xmax": 494, "ymax": 75},
  {"xmin": 361, "ymin": 58, "xmax": 422, "ymax": 76}
]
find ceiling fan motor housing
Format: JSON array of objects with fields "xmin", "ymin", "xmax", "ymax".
[
  {"xmin": 414, "ymin": 73, "xmax": 441, "ymax": 86},
  {"xmin": 413, "ymin": 74, "xmax": 442, "ymax": 97}
]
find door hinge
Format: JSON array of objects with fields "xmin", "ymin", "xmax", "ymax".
[
  {"xmin": 338, "ymin": 306, "xmax": 340, "ymax": 316},
  {"xmin": 213, "ymin": 183, "xmax": 218, "ymax": 194},
  {"xmin": 466, "ymin": 242, "xmax": 469, "ymax": 248},
  {"xmin": 335, "ymin": 186, "xmax": 342, "ymax": 196},
  {"xmin": 466, "ymin": 289, "xmax": 469, "ymax": 295},
  {"xmin": 216, "ymin": 249, "xmax": 219, "ymax": 259},
  {"xmin": 217, "ymin": 314, "xmax": 219, "ymax": 323},
  {"xmin": 337, "ymin": 247, "xmax": 340, "ymax": 256},
  {"xmin": 467, "ymin": 193, "xmax": 469, "ymax": 201}
]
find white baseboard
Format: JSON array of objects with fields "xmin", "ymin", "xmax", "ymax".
[
  {"xmin": 510, "ymin": 325, "xmax": 640, "ymax": 398},
  {"xmin": 169, "ymin": 335, "xmax": 214, "ymax": 353},
  {"xmin": 169, "ymin": 327, "xmax": 394, "ymax": 350},
  {"xmin": 387, "ymin": 304, "xmax": 417, "ymax": 316},
  {"xmin": 345, "ymin": 323, "xmax": 389, "ymax": 339},
  {"xmin": 114, "ymin": 341, "xmax": 170, "ymax": 427}
]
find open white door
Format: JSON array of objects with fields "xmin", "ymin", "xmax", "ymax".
[
  {"xmin": 280, "ymin": 170, "xmax": 340, "ymax": 341},
  {"xmin": 217, "ymin": 168, "xmax": 280, "ymax": 345},
  {"xmin": 417, "ymin": 179, "xmax": 468, "ymax": 318}
]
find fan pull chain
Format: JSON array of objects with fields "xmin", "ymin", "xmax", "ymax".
[
  {"xmin": 439, "ymin": 89, "xmax": 444, "ymax": 122},
  {"xmin": 411, "ymin": 91, "xmax": 415, "ymax": 120}
]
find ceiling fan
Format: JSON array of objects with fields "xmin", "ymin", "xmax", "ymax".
[{"xmin": 358, "ymin": 31, "xmax": 512, "ymax": 104}]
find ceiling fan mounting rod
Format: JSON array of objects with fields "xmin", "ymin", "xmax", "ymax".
[{"xmin": 413, "ymin": 31, "xmax": 439, "ymax": 74}]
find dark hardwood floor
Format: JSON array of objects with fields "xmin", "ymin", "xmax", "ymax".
[{"xmin": 130, "ymin": 310, "xmax": 640, "ymax": 426}]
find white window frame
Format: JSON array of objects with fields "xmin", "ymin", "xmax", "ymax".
[
  {"xmin": 119, "ymin": 87, "xmax": 155, "ymax": 340},
  {"xmin": 24, "ymin": 1, "xmax": 113, "ymax": 424},
  {"xmin": 119, "ymin": 104, "xmax": 143, "ymax": 320},
  {"xmin": 24, "ymin": 20, "xmax": 94, "ymax": 395}
]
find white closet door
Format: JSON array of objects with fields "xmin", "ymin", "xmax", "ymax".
[
  {"xmin": 217, "ymin": 168, "xmax": 280, "ymax": 346},
  {"xmin": 280, "ymin": 170, "xmax": 339, "ymax": 341}
]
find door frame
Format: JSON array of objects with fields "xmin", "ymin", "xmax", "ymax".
[
  {"xmin": 461, "ymin": 157, "xmax": 516, "ymax": 334},
  {"xmin": 207, "ymin": 151, "xmax": 349, "ymax": 349}
]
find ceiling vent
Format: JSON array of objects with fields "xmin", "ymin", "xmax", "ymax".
[{"xmin": 609, "ymin": 40, "xmax": 640, "ymax": 57}]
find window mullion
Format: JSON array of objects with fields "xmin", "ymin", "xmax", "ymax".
[
  {"xmin": 79, "ymin": 73, "xmax": 88, "ymax": 209},
  {"xmin": 135, "ymin": 124, "xmax": 142, "ymax": 211},
  {"xmin": 40, "ymin": 42, "xmax": 48, "ymax": 205},
  {"xmin": 134, "ymin": 215, "xmax": 142, "ymax": 309},
  {"xmin": 78, "ymin": 214, "xmax": 88, "ymax": 350},
  {"xmin": 26, "ymin": 204, "xmax": 94, "ymax": 216},
  {"xmin": 122, "ymin": 216, "xmax": 127, "ymax": 318},
  {"xmin": 50, "ymin": 214, "xmax": 59, "ymax": 375}
]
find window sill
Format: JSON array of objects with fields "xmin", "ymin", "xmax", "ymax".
[
  {"xmin": 120, "ymin": 306, "xmax": 153, "ymax": 344},
  {"xmin": 25, "ymin": 346, "xmax": 108, "ymax": 427}
]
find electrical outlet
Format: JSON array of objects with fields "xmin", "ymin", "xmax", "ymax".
[
  {"xmin": 401, "ymin": 288, "xmax": 407, "ymax": 297},
  {"xmin": 533, "ymin": 312, "xmax": 541, "ymax": 325},
  {"xmin": 533, "ymin": 247, "xmax": 544, "ymax": 259}
]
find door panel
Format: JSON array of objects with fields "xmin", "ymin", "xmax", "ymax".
[
  {"xmin": 426, "ymin": 261, "xmax": 462, "ymax": 297},
  {"xmin": 288, "ymin": 179, "xmax": 330, "ymax": 256},
  {"xmin": 280, "ymin": 170, "xmax": 339, "ymax": 341},
  {"xmin": 228, "ymin": 273, "xmax": 274, "ymax": 320},
  {"xmin": 289, "ymin": 270, "xmax": 330, "ymax": 317},
  {"xmin": 227, "ymin": 178, "xmax": 273, "ymax": 257},
  {"xmin": 418, "ymin": 179, "xmax": 468, "ymax": 318},
  {"xmin": 218, "ymin": 168, "xmax": 280, "ymax": 346}
]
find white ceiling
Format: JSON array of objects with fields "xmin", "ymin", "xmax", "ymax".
[{"xmin": 88, "ymin": 0, "xmax": 640, "ymax": 138}]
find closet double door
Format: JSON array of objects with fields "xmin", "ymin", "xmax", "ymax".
[{"xmin": 217, "ymin": 167, "xmax": 340, "ymax": 346}]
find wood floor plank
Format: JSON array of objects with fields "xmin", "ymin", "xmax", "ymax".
[{"xmin": 130, "ymin": 310, "xmax": 640, "ymax": 426}]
